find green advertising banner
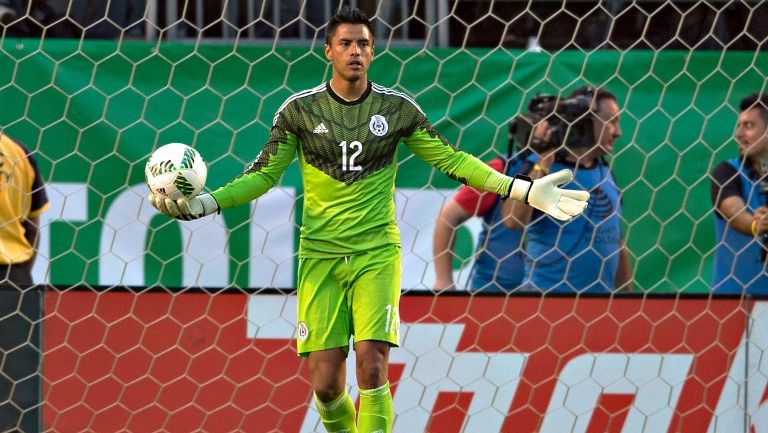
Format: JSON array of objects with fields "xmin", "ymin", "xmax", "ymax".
[{"xmin": 1, "ymin": 39, "xmax": 765, "ymax": 292}]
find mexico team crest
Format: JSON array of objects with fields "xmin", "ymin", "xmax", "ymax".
[
  {"xmin": 297, "ymin": 321, "xmax": 309, "ymax": 341},
  {"xmin": 369, "ymin": 115, "xmax": 388, "ymax": 136}
]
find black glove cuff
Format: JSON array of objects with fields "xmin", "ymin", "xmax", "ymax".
[
  {"xmin": 209, "ymin": 193, "xmax": 222, "ymax": 215},
  {"xmin": 514, "ymin": 173, "xmax": 534, "ymax": 204}
]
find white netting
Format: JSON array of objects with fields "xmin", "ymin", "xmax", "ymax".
[{"xmin": 0, "ymin": 1, "xmax": 767, "ymax": 432}]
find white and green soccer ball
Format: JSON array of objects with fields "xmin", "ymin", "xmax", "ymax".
[{"xmin": 145, "ymin": 143, "xmax": 207, "ymax": 200}]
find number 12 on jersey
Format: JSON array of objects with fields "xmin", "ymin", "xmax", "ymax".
[{"xmin": 339, "ymin": 140, "xmax": 362, "ymax": 171}]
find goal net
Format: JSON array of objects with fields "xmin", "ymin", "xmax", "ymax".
[{"xmin": 0, "ymin": 1, "xmax": 767, "ymax": 432}]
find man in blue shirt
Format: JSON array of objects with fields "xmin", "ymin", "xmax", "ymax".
[
  {"xmin": 503, "ymin": 86, "xmax": 632, "ymax": 293},
  {"xmin": 710, "ymin": 92, "xmax": 768, "ymax": 295},
  {"xmin": 432, "ymin": 118, "xmax": 553, "ymax": 292}
]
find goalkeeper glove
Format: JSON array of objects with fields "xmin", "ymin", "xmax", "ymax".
[
  {"xmin": 508, "ymin": 168, "xmax": 589, "ymax": 221},
  {"xmin": 148, "ymin": 193, "xmax": 220, "ymax": 221}
]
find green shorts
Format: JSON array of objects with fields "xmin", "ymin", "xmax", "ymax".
[{"xmin": 296, "ymin": 244, "xmax": 401, "ymax": 356}]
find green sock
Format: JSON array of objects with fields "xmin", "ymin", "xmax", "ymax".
[
  {"xmin": 357, "ymin": 382, "xmax": 393, "ymax": 433},
  {"xmin": 315, "ymin": 390, "xmax": 358, "ymax": 433}
]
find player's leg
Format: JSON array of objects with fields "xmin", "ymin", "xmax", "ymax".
[
  {"xmin": 355, "ymin": 340, "xmax": 389, "ymax": 389},
  {"xmin": 309, "ymin": 349, "xmax": 358, "ymax": 433},
  {"xmin": 349, "ymin": 245, "xmax": 401, "ymax": 433},
  {"xmin": 355, "ymin": 341, "xmax": 393, "ymax": 433},
  {"xmin": 298, "ymin": 256, "xmax": 358, "ymax": 433}
]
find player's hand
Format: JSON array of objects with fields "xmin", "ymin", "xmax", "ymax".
[
  {"xmin": 510, "ymin": 169, "xmax": 589, "ymax": 221},
  {"xmin": 148, "ymin": 193, "xmax": 219, "ymax": 221}
]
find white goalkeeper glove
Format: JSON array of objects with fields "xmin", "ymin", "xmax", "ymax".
[
  {"xmin": 148, "ymin": 193, "xmax": 220, "ymax": 221},
  {"xmin": 508, "ymin": 169, "xmax": 589, "ymax": 221}
]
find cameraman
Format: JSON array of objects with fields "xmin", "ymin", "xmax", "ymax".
[
  {"xmin": 503, "ymin": 86, "xmax": 632, "ymax": 292},
  {"xmin": 431, "ymin": 105, "xmax": 552, "ymax": 292}
]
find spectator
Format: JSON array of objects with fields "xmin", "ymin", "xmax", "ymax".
[
  {"xmin": 503, "ymin": 86, "xmax": 632, "ymax": 292},
  {"xmin": 432, "ymin": 114, "xmax": 552, "ymax": 292},
  {"xmin": 0, "ymin": 133, "xmax": 49, "ymax": 432},
  {"xmin": 0, "ymin": 133, "xmax": 48, "ymax": 294},
  {"xmin": 710, "ymin": 93, "xmax": 768, "ymax": 295}
]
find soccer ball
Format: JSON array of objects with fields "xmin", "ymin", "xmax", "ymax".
[{"xmin": 145, "ymin": 143, "xmax": 207, "ymax": 200}]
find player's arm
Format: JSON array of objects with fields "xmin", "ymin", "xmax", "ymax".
[
  {"xmin": 433, "ymin": 199, "xmax": 471, "ymax": 291},
  {"xmin": 403, "ymin": 127, "xmax": 589, "ymax": 221},
  {"xmin": 403, "ymin": 127, "xmax": 510, "ymax": 195},
  {"xmin": 151, "ymin": 117, "xmax": 298, "ymax": 220},
  {"xmin": 211, "ymin": 132, "xmax": 298, "ymax": 208}
]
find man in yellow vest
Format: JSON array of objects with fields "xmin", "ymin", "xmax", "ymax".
[
  {"xmin": 0, "ymin": 133, "xmax": 49, "ymax": 432},
  {"xmin": 0, "ymin": 134, "xmax": 49, "ymax": 283}
]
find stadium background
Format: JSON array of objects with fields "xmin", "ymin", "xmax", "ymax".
[{"xmin": 5, "ymin": 41, "xmax": 762, "ymax": 291}]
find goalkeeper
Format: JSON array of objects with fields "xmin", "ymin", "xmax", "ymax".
[{"xmin": 150, "ymin": 6, "xmax": 589, "ymax": 433}]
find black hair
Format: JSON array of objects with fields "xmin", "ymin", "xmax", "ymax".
[
  {"xmin": 739, "ymin": 92, "xmax": 768, "ymax": 124},
  {"xmin": 325, "ymin": 6, "xmax": 374, "ymax": 45}
]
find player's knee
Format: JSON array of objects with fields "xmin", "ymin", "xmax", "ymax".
[
  {"xmin": 314, "ymin": 383, "xmax": 345, "ymax": 403},
  {"xmin": 356, "ymin": 356, "xmax": 386, "ymax": 389}
]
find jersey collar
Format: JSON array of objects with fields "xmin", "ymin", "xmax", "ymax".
[{"xmin": 326, "ymin": 81, "xmax": 372, "ymax": 106}]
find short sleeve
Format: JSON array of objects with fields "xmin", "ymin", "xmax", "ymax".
[
  {"xmin": 13, "ymin": 140, "xmax": 49, "ymax": 218},
  {"xmin": 710, "ymin": 162, "xmax": 741, "ymax": 214}
]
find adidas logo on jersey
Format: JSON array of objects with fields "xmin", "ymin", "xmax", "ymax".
[{"xmin": 313, "ymin": 123, "xmax": 329, "ymax": 134}]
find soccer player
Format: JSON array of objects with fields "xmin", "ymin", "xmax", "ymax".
[{"xmin": 149, "ymin": 7, "xmax": 589, "ymax": 433}]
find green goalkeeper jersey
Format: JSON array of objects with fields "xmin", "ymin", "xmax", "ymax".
[{"xmin": 211, "ymin": 81, "xmax": 513, "ymax": 258}]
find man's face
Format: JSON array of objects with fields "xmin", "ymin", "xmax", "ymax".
[
  {"xmin": 591, "ymin": 97, "xmax": 622, "ymax": 156},
  {"xmin": 324, "ymin": 24, "xmax": 374, "ymax": 83},
  {"xmin": 735, "ymin": 107, "xmax": 768, "ymax": 160}
]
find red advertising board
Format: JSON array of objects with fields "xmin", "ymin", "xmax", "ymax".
[{"xmin": 42, "ymin": 291, "xmax": 764, "ymax": 432}]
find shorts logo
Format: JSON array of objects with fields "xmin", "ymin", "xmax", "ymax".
[
  {"xmin": 369, "ymin": 115, "xmax": 388, "ymax": 136},
  {"xmin": 297, "ymin": 321, "xmax": 309, "ymax": 341}
]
